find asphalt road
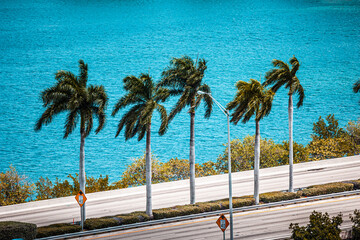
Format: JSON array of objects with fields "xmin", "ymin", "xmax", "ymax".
[
  {"xmin": 0, "ymin": 155, "xmax": 359, "ymax": 227},
  {"xmin": 74, "ymin": 195, "xmax": 360, "ymax": 240}
]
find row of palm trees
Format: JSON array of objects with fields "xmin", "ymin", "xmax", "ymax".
[
  {"xmin": 228, "ymin": 56, "xmax": 304, "ymax": 204},
  {"xmin": 35, "ymin": 56, "xmax": 305, "ymax": 217}
]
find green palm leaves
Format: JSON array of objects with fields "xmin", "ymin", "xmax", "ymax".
[
  {"xmin": 228, "ymin": 79, "xmax": 274, "ymax": 124},
  {"xmin": 112, "ymin": 73, "xmax": 169, "ymax": 140},
  {"xmin": 353, "ymin": 79, "xmax": 360, "ymax": 93},
  {"xmin": 35, "ymin": 60, "xmax": 108, "ymax": 138},
  {"xmin": 264, "ymin": 56, "xmax": 304, "ymax": 107},
  {"xmin": 160, "ymin": 56, "xmax": 213, "ymax": 119}
]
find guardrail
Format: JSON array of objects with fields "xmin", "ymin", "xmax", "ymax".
[{"xmin": 36, "ymin": 190, "xmax": 360, "ymax": 240}]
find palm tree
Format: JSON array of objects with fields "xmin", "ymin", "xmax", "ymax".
[
  {"xmin": 263, "ymin": 56, "xmax": 305, "ymax": 193},
  {"xmin": 227, "ymin": 79, "xmax": 274, "ymax": 204},
  {"xmin": 112, "ymin": 73, "xmax": 168, "ymax": 217},
  {"xmin": 35, "ymin": 59, "xmax": 108, "ymax": 222},
  {"xmin": 353, "ymin": 79, "xmax": 360, "ymax": 93},
  {"xmin": 158, "ymin": 56, "xmax": 213, "ymax": 204}
]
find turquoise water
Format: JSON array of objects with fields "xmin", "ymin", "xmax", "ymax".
[{"xmin": 1, "ymin": 0, "xmax": 360, "ymax": 183}]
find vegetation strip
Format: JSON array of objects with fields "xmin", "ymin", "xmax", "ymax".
[{"xmin": 34, "ymin": 189, "xmax": 360, "ymax": 240}]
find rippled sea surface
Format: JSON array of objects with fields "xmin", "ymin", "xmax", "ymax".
[{"xmin": 0, "ymin": 0, "xmax": 360, "ymax": 183}]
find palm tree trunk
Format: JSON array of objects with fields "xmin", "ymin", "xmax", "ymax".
[
  {"xmin": 289, "ymin": 94, "xmax": 294, "ymax": 192},
  {"xmin": 146, "ymin": 123, "xmax": 152, "ymax": 217},
  {"xmin": 254, "ymin": 120, "xmax": 260, "ymax": 205},
  {"xmin": 189, "ymin": 110, "xmax": 195, "ymax": 204},
  {"xmin": 79, "ymin": 130, "xmax": 86, "ymax": 223}
]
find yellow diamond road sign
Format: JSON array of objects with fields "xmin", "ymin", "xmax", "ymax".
[
  {"xmin": 216, "ymin": 214, "xmax": 229, "ymax": 232},
  {"xmin": 75, "ymin": 190, "xmax": 87, "ymax": 207}
]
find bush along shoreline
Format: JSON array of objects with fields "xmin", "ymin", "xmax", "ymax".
[
  {"xmin": 1, "ymin": 115, "xmax": 360, "ymax": 206},
  {"xmin": 0, "ymin": 180, "xmax": 357, "ymax": 239}
]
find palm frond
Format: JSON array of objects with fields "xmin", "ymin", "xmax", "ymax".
[
  {"xmin": 257, "ymin": 89, "xmax": 274, "ymax": 121},
  {"xmin": 78, "ymin": 59, "xmax": 88, "ymax": 87},
  {"xmin": 35, "ymin": 102, "xmax": 68, "ymax": 131},
  {"xmin": 123, "ymin": 75, "xmax": 146, "ymax": 95},
  {"xmin": 160, "ymin": 55, "xmax": 211, "ymax": 121},
  {"xmin": 294, "ymin": 81, "xmax": 305, "ymax": 108},
  {"xmin": 272, "ymin": 59, "xmax": 290, "ymax": 72},
  {"xmin": 156, "ymin": 104, "xmax": 168, "ymax": 135},
  {"xmin": 139, "ymin": 101, "xmax": 155, "ymax": 126},
  {"xmin": 228, "ymin": 79, "xmax": 273, "ymax": 125},
  {"xmin": 41, "ymin": 85, "xmax": 71, "ymax": 107},
  {"xmin": 113, "ymin": 73, "xmax": 168, "ymax": 141},
  {"xmin": 353, "ymin": 79, "xmax": 360, "ymax": 93},
  {"xmin": 91, "ymin": 106, "xmax": 106, "ymax": 134},
  {"xmin": 55, "ymin": 71, "xmax": 78, "ymax": 89},
  {"xmin": 137, "ymin": 125, "xmax": 147, "ymax": 141},
  {"xmin": 169, "ymin": 89, "xmax": 189, "ymax": 121},
  {"xmin": 154, "ymin": 87, "xmax": 170, "ymax": 103},
  {"xmin": 198, "ymin": 84, "xmax": 213, "ymax": 118},
  {"xmin": 112, "ymin": 93, "xmax": 143, "ymax": 117},
  {"xmin": 289, "ymin": 56, "xmax": 300, "ymax": 76},
  {"xmin": 36, "ymin": 60, "xmax": 107, "ymax": 138},
  {"xmin": 264, "ymin": 56, "xmax": 305, "ymax": 108},
  {"xmin": 64, "ymin": 110, "xmax": 79, "ymax": 138},
  {"xmin": 141, "ymin": 73, "xmax": 154, "ymax": 98},
  {"xmin": 115, "ymin": 104, "xmax": 143, "ymax": 138}
]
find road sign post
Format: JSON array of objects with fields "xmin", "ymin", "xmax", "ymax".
[
  {"xmin": 75, "ymin": 190, "xmax": 87, "ymax": 230},
  {"xmin": 216, "ymin": 214, "xmax": 230, "ymax": 240}
]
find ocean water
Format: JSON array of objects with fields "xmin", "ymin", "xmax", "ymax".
[{"xmin": 0, "ymin": 0, "xmax": 359, "ymax": 183}]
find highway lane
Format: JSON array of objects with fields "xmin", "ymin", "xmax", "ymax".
[
  {"xmin": 74, "ymin": 195, "xmax": 360, "ymax": 240},
  {"xmin": 0, "ymin": 155, "xmax": 359, "ymax": 226}
]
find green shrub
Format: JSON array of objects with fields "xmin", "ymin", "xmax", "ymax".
[
  {"xmin": 114, "ymin": 156, "xmax": 219, "ymax": 189},
  {"xmin": 215, "ymin": 199, "xmax": 230, "ymax": 209},
  {"xmin": 232, "ymin": 197, "xmax": 255, "ymax": 208},
  {"xmin": 260, "ymin": 191, "xmax": 299, "ymax": 203},
  {"xmin": 84, "ymin": 217, "xmax": 119, "ymax": 230},
  {"xmin": 301, "ymin": 182, "xmax": 354, "ymax": 197},
  {"xmin": 153, "ymin": 208, "xmax": 181, "ymax": 219},
  {"xmin": 0, "ymin": 221, "xmax": 37, "ymax": 240},
  {"xmin": 289, "ymin": 211, "xmax": 342, "ymax": 240},
  {"xmin": 196, "ymin": 202, "xmax": 220, "ymax": 212},
  {"xmin": 279, "ymin": 141, "xmax": 309, "ymax": 164},
  {"xmin": 216, "ymin": 136, "xmax": 286, "ymax": 173},
  {"xmin": 115, "ymin": 214, "xmax": 141, "ymax": 224},
  {"xmin": 350, "ymin": 209, "xmax": 360, "ymax": 240},
  {"xmin": 308, "ymin": 115, "xmax": 358, "ymax": 160},
  {"xmin": 347, "ymin": 120, "xmax": 360, "ymax": 146},
  {"xmin": 0, "ymin": 166, "xmax": 34, "ymax": 206},
  {"xmin": 130, "ymin": 211, "xmax": 151, "ymax": 222},
  {"xmin": 36, "ymin": 223, "xmax": 81, "ymax": 238},
  {"xmin": 36, "ymin": 174, "xmax": 114, "ymax": 200},
  {"xmin": 175, "ymin": 205, "xmax": 202, "ymax": 216},
  {"xmin": 311, "ymin": 114, "xmax": 347, "ymax": 140},
  {"xmin": 152, "ymin": 204, "xmax": 206, "ymax": 220},
  {"xmin": 346, "ymin": 180, "xmax": 360, "ymax": 190}
]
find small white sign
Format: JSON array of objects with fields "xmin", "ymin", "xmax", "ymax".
[{"xmin": 220, "ymin": 219, "xmax": 226, "ymax": 229}]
